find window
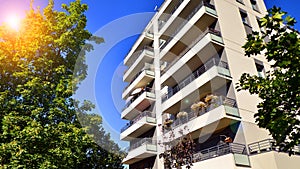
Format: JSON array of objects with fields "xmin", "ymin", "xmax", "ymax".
[
  {"xmin": 255, "ymin": 60, "xmax": 265, "ymax": 78},
  {"xmin": 240, "ymin": 10, "xmax": 252, "ymax": 34},
  {"xmin": 240, "ymin": 10, "xmax": 249, "ymax": 25},
  {"xmin": 250, "ymin": 0, "xmax": 259, "ymax": 12}
]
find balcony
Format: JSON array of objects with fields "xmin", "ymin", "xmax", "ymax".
[
  {"xmin": 159, "ymin": 1, "xmax": 217, "ymax": 35},
  {"xmin": 159, "ymin": 4, "xmax": 218, "ymax": 62},
  {"xmin": 161, "ymin": 28, "xmax": 223, "ymax": 78},
  {"xmin": 161, "ymin": 27, "xmax": 223, "ymax": 63},
  {"xmin": 123, "ymin": 47, "xmax": 154, "ymax": 82},
  {"xmin": 163, "ymin": 102, "xmax": 241, "ymax": 144},
  {"xmin": 163, "ymin": 96, "xmax": 240, "ymax": 133},
  {"xmin": 122, "ymin": 138, "xmax": 157, "ymax": 165},
  {"xmin": 144, "ymin": 31, "xmax": 154, "ymax": 39},
  {"xmin": 124, "ymin": 29, "xmax": 154, "ymax": 66},
  {"xmin": 248, "ymin": 139, "xmax": 300, "ymax": 155},
  {"xmin": 122, "ymin": 65, "xmax": 155, "ymax": 99},
  {"xmin": 122, "ymin": 87, "xmax": 156, "ymax": 120},
  {"xmin": 160, "ymin": 2, "xmax": 217, "ymax": 48},
  {"xmin": 121, "ymin": 111, "xmax": 156, "ymax": 141},
  {"xmin": 158, "ymin": 0, "xmax": 185, "ymax": 31},
  {"xmin": 192, "ymin": 143, "xmax": 250, "ymax": 167},
  {"xmin": 162, "ymin": 58, "xmax": 230, "ymax": 103}
]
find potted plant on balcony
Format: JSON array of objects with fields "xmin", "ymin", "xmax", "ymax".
[
  {"xmin": 191, "ymin": 101, "xmax": 206, "ymax": 116},
  {"xmin": 163, "ymin": 118, "xmax": 173, "ymax": 130},
  {"xmin": 176, "ymin": 111, "xmax": 188, "ymax": 124},
  {"xmin": 176, "ymin": 111, "xmax": 188, "ymax": 119},
  {"xmin": 205, "ymin": 94, "xmax": 219, "ymax": 110},
  {"xmin": 204, "ymin": 94, "xmax": 218, "ymax": 103}
]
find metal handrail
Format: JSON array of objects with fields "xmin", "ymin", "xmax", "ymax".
[
  {"xmin": 124, "ymin": 46, "xmax": 154, "ymax": 74},
  {"xmin": 160, "ymin": 2, "xmax": 217, "ymax": 49},
  {"xmin": 123, "ymin": 87, "xmax": 154, "ymax": 110},
  {"xmin": 158, "ymin": 0, "xmax": 184, "ymax": 31},
  {"xmin": 248, "ymin": 139, "xmax": 300, "ymax": 155},
  {"xmin": 121, "ymin": 111, "xmax": 156, "ymax": 133},
  {"xmin": 193, "ymin": 143, "xmax": 247, "ymax": 162},
  {"xmin": 161, "ymin": 27, "xmax": 222, "ymax": 75},
  {"xmin": 162, "ymin": 57, "xmax": 229, "ymax": 102},
  {"xmin": 129, "ymin": 138, "xmax": 157, "ymax": 151},
  {"xmin": 163, "ymin": 96, "xmax": 237, "ymax": 133},
  {"xmin": 123, "ymin": 63, "xmax": 154, "ymax": 92}
]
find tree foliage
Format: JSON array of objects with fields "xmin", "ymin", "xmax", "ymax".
[
  {"xmin": 0, "ymin": 0, "xmax": 124, "ymax": 168},
  {"xmin": 237, "ymin": 7, "xmax": 300, "ymax": 152},
  {"xmin": 159, "ymin": 125, "xmax": 195, "ymax": 169}
]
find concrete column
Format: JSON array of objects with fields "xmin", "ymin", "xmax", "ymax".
[{"xmin": 152, "ymin": 10, "xmax": 165, "ymax": 169}]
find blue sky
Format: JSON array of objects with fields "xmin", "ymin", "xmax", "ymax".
[{"xmin": 0, "ymin": 0, "xmax": 299, "ymax": 150}]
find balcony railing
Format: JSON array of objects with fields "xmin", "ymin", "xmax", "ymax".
[
  {"xmin": 193, "ymin": 143, "xmax": 247, "ymax": 162},
  {"xmin": 158, "ymin": 0, "xmax": 184, "ymax": 31},
  {"xmin": 248, "ymin": 139, "xmax": 300, "ymax": 155},
  {"xmin": 124, "ymin": 46, "xmax": 153, "ymax": 72},
  {"xmin": 162, "ymin": 57, "xmax": 229, "ymax": 102},
  {"xmin": 123, "ymin": 87, "xmax": 155, "ymax": 110},
  {"xmin": 145, "ymin": 31, "xmax": 154, "ymax": 39},
  {"xmin": 123, "ymin": 63, "xmax": 154, "ymax": 92},
  {"xmin": 160, "ymin": 2, "xmax": 217, "ymax": 49},
  {"xmin": 129, "ymin": 138, "xmax": 157, "ymax": 151},
  {"xmin": 121, "ymin": 111, "xmax": 156, "ymax": 133},
  {"xmin": 161, "ymin": 28, "xmax": 222, "ymax": 75},
  {"xmin": 163, "ymin": 96, "xmax": 238, "ymax": 132}
]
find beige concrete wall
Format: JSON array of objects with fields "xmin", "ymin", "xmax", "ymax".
[
  {"xmin": 214, "ymin": 0, "xmax": 267, "ymax": 113},
  {"xmin": 213, "ymin": 0, "xmax": 274, "ymax": 148},
  {"xmin": 240, "ymin": 121, "xmax": 270, "ymax": 144},
  {"xmin": 250, "ymin": 151, "xmax": 300, "ymax": 169}
]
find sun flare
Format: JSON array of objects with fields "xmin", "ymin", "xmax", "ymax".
[{"xmin": 6, "ymin": 14, "xmax": 21, "ymax": 31}]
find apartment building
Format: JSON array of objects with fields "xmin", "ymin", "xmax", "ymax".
[{"xmin": 120, "ymin": 0, "xmax": 300, "ymax": 168}]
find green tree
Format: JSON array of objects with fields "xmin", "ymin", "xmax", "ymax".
[
  {"xmin": 238, "ymin": 7, "xmax": 300, "ymax": 153},
  {"xmin": 0, "ymin": 0, "xmax": 124, "ymax": 168}
]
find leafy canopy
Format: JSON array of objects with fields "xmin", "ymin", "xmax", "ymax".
[
  {"xmin": 238, "ymin": 7, "xmax": 300, "ymax": 152},
  {"xmin": 0, "ymin": 0, "xmax": 124, "ymax": 168}
]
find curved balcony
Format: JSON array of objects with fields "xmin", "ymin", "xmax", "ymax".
[
  {"xmin": 124, "ymin": 29, "xmax": 154, "ymax": 66},
  {"xmin": 123, "ymin": 47, "xmax": 154, "ymax": 82},
  {"xmin": 121, "ymin": 111, "xmax": 156, "ymax": 141},
  {"xmin": 163, "ymin": 96, "xmax": 240, "ymax": 133},
  {"xmin": 193, "ymin": 142, "xmax": 247, "ymax": 162},
  {"xmin": 159, "ymin": 4, "xmax": 219, "ymax": 64},
  {"xmin": 162, "ymin": 58, "xmax": 230, "ymax": 102},
  {"xmin": 159, "ymin": 1, "xmax": 217, "ymax": 35},
  {"xmin": 122, "ymin": 138, "xmax": 157, "ymax": 165},
  {"xmin": 162, "ymin": 96, "xmax": 241, "ymax": 144},
  {"xmin": 122, "ymin": 64, "xmax": 154, "ymax": 99},
  {"xmin": 248, "ymin": 139, "xmax": 300, "ymax": 155},
  {"xmin": 122, "ymin": 87, "xmax": 156, "ymax": 120},
  {"xmin": 192, "ymin": 143, "xmax": 250, "ymax": 167},
  {"xmin": 160, "ymin": 28, "xmax": 223, "ymax": 78},
  {"xmin": 158, "ymin": 0, "xmax": 185, "ymax": 31},
  {"xmin": 160, "ymin": 2, "xmax": 217, "ymax": 49}
]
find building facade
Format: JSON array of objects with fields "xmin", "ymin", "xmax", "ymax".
[{"xmin": 120, "ymin": 0, "xmax": 300, "ymax": 168}]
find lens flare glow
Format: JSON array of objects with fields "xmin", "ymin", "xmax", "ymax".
[{"xmin": 6, "ymin": 14, "xmax": 21, "ymax": 31}]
